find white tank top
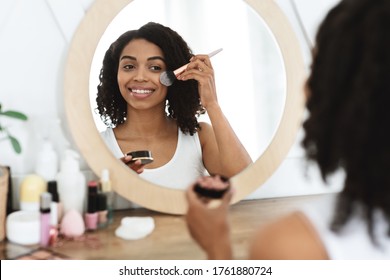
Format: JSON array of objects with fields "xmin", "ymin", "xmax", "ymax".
[
  {"xmin": 100, "ymin": 127, "xmax": 206, "ymax": 209},
  {"xmin": 300, "ymin": 195, "xmax": 390, "ymax": 259}
]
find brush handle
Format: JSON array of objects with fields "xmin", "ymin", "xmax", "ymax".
[
  {"xmin": 207, "ymin": 48, "xmax": 223, "ymax": 57},
  {"xmin": 173, "ymin": 48, "xmax": 223, "ymax": 76}
]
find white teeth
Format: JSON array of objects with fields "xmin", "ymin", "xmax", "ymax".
[{"xmin": 131, "ymin": 89, "xmax": 153, "ymax": 94}]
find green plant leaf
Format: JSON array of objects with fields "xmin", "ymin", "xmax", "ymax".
[
  {"xmin": 0, "ymin": 110, "xmax": 28, "ymax": 121},
  {"xmin": 9, "ymin": 135, "xmax": 22, "ymax": 154}
]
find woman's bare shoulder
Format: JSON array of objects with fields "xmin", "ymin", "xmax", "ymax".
[{"xmin": 249, "ymin": 211, "xmax": 329, "ymax": 260}]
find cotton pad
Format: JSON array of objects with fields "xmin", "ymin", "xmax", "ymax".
[{"xmin": 115, "ymin": 216, "xmax": 155, "ymax": 240}]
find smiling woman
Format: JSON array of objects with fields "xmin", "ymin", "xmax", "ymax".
[
  {"xmin": 64, "ymin": 0, "xmax": 306, "ymax": 214},
  {"xmin": 95, "ymin": 23, "xmax": 252, "ymax": 212},
  {"xmin": 90, "ymin": 0, "xmax": 287, "ymax": 161}
]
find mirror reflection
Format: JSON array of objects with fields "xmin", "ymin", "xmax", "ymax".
[
  {"xmin": 65, "ymin": 0, "xmax": 305, "ymax": 213},
  {"xmin": 89, "ymin": 0, "xmax": 285, "ymax": 190}
]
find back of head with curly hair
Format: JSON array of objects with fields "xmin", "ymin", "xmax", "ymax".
[
  {"xmin": 96, "ymin": 22, "xmax": 204, "ymax": 135},
  {"xmin": 302, "ymin": 0, "xmax": 390, "ymax": 241}
]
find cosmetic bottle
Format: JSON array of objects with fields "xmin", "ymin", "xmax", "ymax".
[
  {"xmin": 57, "ymin": 149, "xmax": 86, "ymax": 216},
  {"xmin": 85, "ymin": 192, "xmax": 98, "ymax": 231},
  {"xmin": 88, "ymin": 180, "xmax": 98, "ymax": 195},
  {"xmin": 40, "ymin": 192, "xmax": 52, "ymax": 247},
  {"xmin": 97, "ymin": 193, "xmax": 108, "ymax": 228},
  {"xmin": 34, "ymin": 138, "xmax": 58, "ymax": 181},
  {"xmin": 19, "ymin": 174, "xmax": 47, "ymax": 211},
  {"xmin": 100, "ymin": 169, "xmax": 114, "ymax": 224},
  {"xmin": 47, "ymin": 180, "xmax": 62, "ymax": 226}
]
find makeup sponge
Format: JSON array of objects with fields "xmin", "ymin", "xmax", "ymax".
[
  {"xmin": 115, "ymin": 216, "xmax": 155, "ymax": 240},
  {"xmin": 60, "ymin": 209, "xmax": 85, "ymax": 237}
]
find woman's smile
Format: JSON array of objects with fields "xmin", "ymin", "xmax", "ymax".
[{"xmin": 129, "ymin": 87, "xmax": 155, "ymax": 99}]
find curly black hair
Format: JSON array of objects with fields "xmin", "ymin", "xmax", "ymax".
[
  {"xmin": 302, "ymin": 0, "xmax": 390, "ymax": 241},
  {"xmin": 96, "ymin": 22, "xmax": 204, "ymax": 135}
]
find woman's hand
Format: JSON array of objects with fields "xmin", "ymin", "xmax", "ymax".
[
  {"xmin": 185, "ymin": 178, "xmax": 234, "ymax": 259},
  {"xmin": 120, "ymin": 154, "xmax": 145, "ymax": 174},
  {"xmin": 178, "ymin": 53, "xmax": 252, "ymax": 178},
  {"xmin": 177, "ymin": 54, "xmax": 218, "ymax": 109}
]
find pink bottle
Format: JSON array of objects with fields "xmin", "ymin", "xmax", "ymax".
[
  {"xmin": 85, "ymin": 193, "xmax": 98, "ymax": 231},
  {"xmin": 40, "ymin": 192, "xmax": 52, "ymax": 247}
]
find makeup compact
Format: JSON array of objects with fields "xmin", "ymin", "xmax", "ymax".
[
  {"xmin": 194, "ymin": 175, "xmax": 230, "ymax": 199},
  {"xmin": 126, "ymin": 150, "xmax": 154, "ymax": 165}
]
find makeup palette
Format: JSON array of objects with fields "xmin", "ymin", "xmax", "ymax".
[
  {"xmin": 126, "ymin": 150, "xmax": 154, "ymax": 165},
  {"xmin": 194, "ymin": 175, "xmax": 230, "ymax": 199}
]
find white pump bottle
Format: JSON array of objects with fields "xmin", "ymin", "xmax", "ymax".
[
  {"xmin": 34, "ymin": 138, "xmax": 58, "ymax": 181},
  {"xmin": 57, "ymin": 149, "xmax": 86, "ymax": 216}
]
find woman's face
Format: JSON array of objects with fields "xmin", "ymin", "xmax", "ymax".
[{"xmin": 117, "ymin": 38, "xmax": 168, "ymax": 112}]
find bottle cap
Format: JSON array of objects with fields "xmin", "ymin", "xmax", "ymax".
[
  {"xmin": 19, "ymin": 174, "xmax": 46, "ymax": 211},
  {"xmin": 100, "ymin": 169, "xmax": 112, "ymax": 193},
  {"xmin": 47, "ymin": 181, "xmax": 59, "ymax": 202},
  {"xmin": 102, "ymin": 169, "xmax": 109, "ymax": 181},
  {"xmin": 88, "ymin": 180, "xmax": 98, "ymax": 194},
  {"xmin": 40, "ymin": 192, "xmax": 52, "ymax": 211}
]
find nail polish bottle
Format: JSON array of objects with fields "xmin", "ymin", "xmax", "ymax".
[
  {"xmin": 84, "ymin": 193, "xmax": 98, "ymax": 231},
  {"xmin": 40, "ymin": 192, "xmax": 52, "ymax": 247},
  {"xmin": 97, "ymin": 193, "xmax": 108, "ymax": 229},
  {"xmin": 88, "ymin": 180, "xmax": 98, "ymax": 195}
]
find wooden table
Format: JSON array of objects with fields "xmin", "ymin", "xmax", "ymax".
[{"xmin": 0, "ymin": 194, "xmax": 334, "ymax": 260}]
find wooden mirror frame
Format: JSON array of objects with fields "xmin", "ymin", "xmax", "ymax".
[{"xmin": 64, "ymin": 0, "xmax": 306, "ymax": 214}]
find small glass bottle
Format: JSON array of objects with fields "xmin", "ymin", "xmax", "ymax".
[
  {"xmin": 97, "ymin": 193, "xmax": 108, "ymax": 229},
  {"xmin": 100, "ymin": 169, "xmax": 114, "ymax": 224}
]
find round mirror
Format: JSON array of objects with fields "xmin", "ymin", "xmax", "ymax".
[
  {"xmin": 64, "ymin": 0, "xmax": 306, "ymax": 214},
  {"xmin": 89, "ymin": 0, "xmax": 285, "ymax": 163}
]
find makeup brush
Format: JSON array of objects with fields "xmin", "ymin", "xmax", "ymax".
[{"xmin": 160, "ymin": 48, "xmax": 223, "ymax": 86}]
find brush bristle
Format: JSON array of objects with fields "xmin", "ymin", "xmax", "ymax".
[{"xmin": 160, "ymin": 71, "xmax": 176, "ymax": 86}]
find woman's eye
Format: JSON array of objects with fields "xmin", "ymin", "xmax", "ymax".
[
  {"xmin": 123, "ymin": 64, "xmax": 135, "ymax": 70},
  {"xmin": 150, "ymin": 65, "xmax": 162, "ymax": 71}
]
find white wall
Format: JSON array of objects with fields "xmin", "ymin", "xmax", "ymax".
[{"xmin": 0, "ymin": 0, "xmax": 343, "ymax": 210}]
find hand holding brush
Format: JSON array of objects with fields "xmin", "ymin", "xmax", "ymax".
[{"xmin": 160, "ymin": 48, "xmax": 223, "ymax": 86}]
